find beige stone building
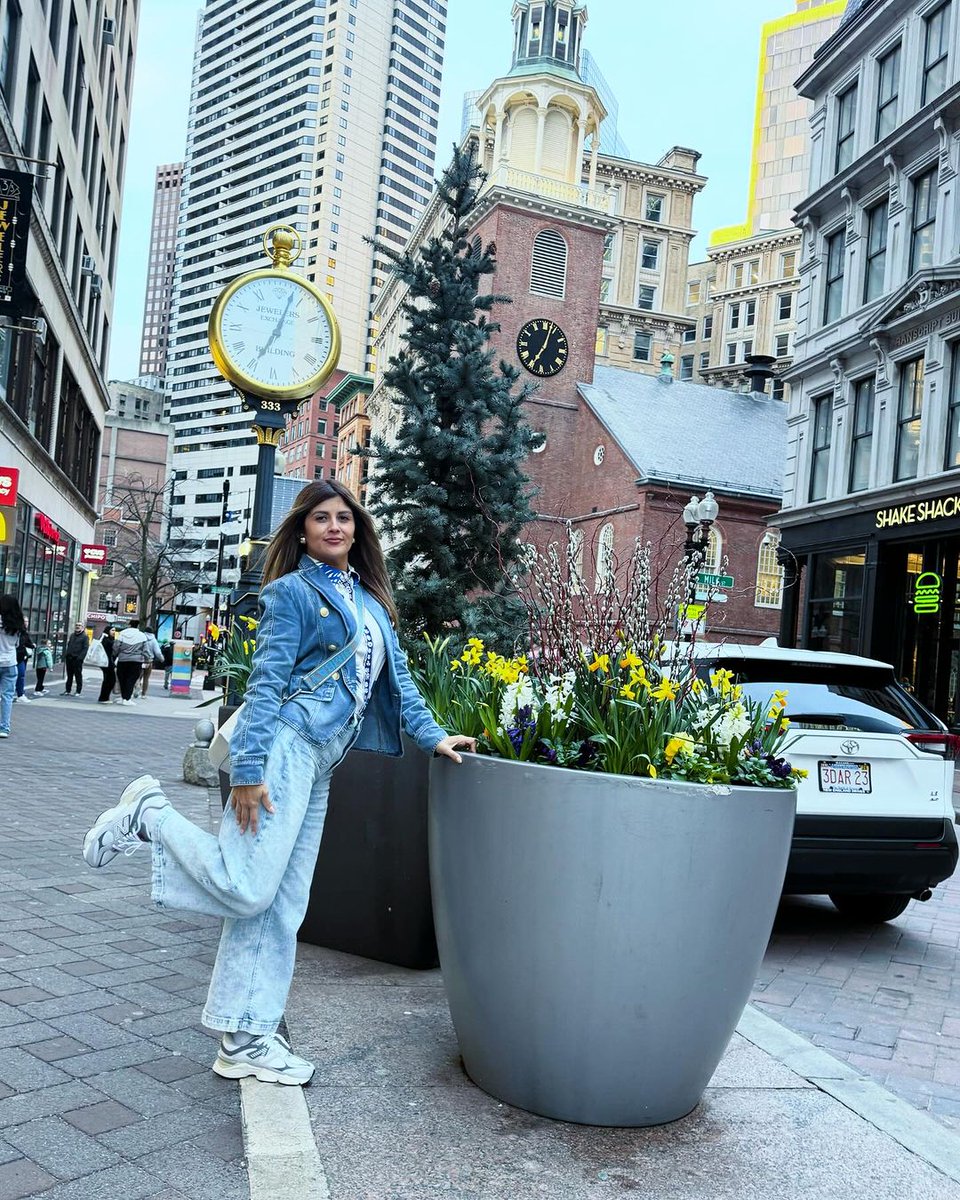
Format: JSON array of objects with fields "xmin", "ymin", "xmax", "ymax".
[{"xmin": 684, "ymin": 0, "xmax": 844, "ymax": 394}]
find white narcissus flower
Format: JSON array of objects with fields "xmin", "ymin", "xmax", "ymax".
[{"xmin": 499, "ymin": 676, "xmax": 538, "ymax": 730}]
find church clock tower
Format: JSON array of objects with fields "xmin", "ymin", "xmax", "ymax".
[{"xmin": 466, "ymin": 2, "xmax": 616, "ymax": 507}]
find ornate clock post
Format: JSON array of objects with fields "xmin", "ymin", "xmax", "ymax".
[{"xmin": 207, "ymin": 224, "xmax": 341, "ymax": 613}]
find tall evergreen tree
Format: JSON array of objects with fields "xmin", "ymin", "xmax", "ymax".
[{"xmin": 366, "ymin": 143, "xmax": 539, "ymax": 643}]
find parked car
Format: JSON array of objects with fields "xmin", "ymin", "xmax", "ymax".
[{"xmin": 693, "ymin": 643, "xmax": 959, "ymax": 923}]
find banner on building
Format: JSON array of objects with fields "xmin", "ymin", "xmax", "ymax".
[
  {"xmin": 80, "ymin": 543, "xmax": 109, "ymax": 568},
  {"xmin": 0, "ymin": 168, "xmax": 33, "ymax": 316},
  {"xmin": 0, "ymin": 466, "xmax": 18, "ymax": 506}
]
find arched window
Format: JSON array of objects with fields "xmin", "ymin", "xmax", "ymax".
[
  {"xmin": 595, "ymin": 523, "xmax": 614, "ymax": 593},
  {"xmin": 755, "ymin": 531, "xmax": 785, "ymax": 608},
  {"xmin": 530, "ymin": 228, "xmax": 567, "ymax": 299},
  {"xmin": 470, "ymin": 234, "xmax": 482, "ymax": 259},
  {"xmin": 510, "ymin": 106, "xmax": 537, "ymax": 164},
  {"xmin": 567, "ymin": 526, "xmax": 584, "ymax": 594},
  {"xmin": 541, "ymin": 109, "xmax": 569, "ymax": 178}
]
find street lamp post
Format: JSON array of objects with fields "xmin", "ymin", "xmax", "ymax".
[{"xmin": 680, "ymin": 491, "xmax": 720, "ymax": 641}]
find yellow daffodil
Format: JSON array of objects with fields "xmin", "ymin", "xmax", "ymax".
[
  {"xmin": 652, "ymin": 677, "xmax": 678, "ymax": 703},
  {"xmin": 208, "ymin": 623, "xmax": 220, "ymax": 641},
  {"xmin": 450, "ymin": 659, "xmax": 462, "ymax": 671},
  {"xmin": 629, "ymin": 665, "xmax": 648, "ymax": 688},
  {"xmin": 619, "ymin": 683, "xmax": 637, "ymax": 700},
  {"xmin": 791, "ymin": 767, "xmax": 808, "ymax": 779},
  {"xmin": 647, "ymin": 764, "xmax": 658, "ymax": 779},
  {"xmin": 710, "ymin": 668, "xmax": 735, "ymax": 695},
  {"xmin": 242, "ymin": 639, "xmax": 250, "ymax": 654},
  {"xmin": 588, "ymin": 653, "xmax": 610, "ymax": 674},
  {"xmin": 664, "ymin": 734, "xmax": 695, "ymax": 764},
  {"xmin": 619, "ymin": 648, "xmax": 642, "ymax": 671}
]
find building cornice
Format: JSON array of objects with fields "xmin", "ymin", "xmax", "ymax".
[
  {"xmin": 775, "ymin": 471, "xmax": 960, "ymax": 529},
  {"xmin": 708, "ymin": 228, "xmax": 801, "ymax": 260},
  {"xmin": 598, "ymin": 302, "xmax": 695, "ymax": 334},
  {"xmin": 595, "ymin": 160, "xmax": 706, "ymax": 194},
  {"xmin": 866, "ymin": 268, "xmax": 960, "ymax": 335},
  {"xmin": 469, "ymin": 184, "xmax": 619, "ymax": 233}
]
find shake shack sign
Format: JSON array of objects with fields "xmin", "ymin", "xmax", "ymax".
[
  {"xmin": 876, "ymin": 495, "xmax": 960, "ymax": 528},
  {"xmin": 0, "ymin": 168, "xmax": 32, "ymax": 315}
]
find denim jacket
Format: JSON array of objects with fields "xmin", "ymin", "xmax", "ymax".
[{"xmin": 229, "ymin": 555, "xmax": 447, "ymax": 787}]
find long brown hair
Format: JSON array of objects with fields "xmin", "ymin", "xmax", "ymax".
[{"xmin": 262, "ymin": 480, "xmax": 399, "ymax": 626}]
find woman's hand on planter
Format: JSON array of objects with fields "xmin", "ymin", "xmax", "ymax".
[
  {"xmin": 230, "ymin": 783, "xmax": 275, "ymax": 834},
  {"xmin": 434, "ymin": 735, "xmax": 477, "ymax": 764}
]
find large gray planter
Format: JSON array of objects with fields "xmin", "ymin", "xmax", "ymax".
[{"xmin": 429, "ymin": 755, "xmax": 796, "ymax": 1127}]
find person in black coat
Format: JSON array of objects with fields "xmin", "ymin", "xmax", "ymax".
[
  {"xmin": 97, "ymin": 625, "xmax": 117, "ymax": 704},
  {"xmin": 13, "ymin": 627, "xmax": 34, "ymax": 703},
  {"xmin": 63, "ymin": 624, "xmax": 89, "ymax": 696}
]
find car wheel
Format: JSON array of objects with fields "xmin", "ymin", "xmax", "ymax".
[{"xmin": 828, "ymin": 893, "xmax": 911, "ymax": 922}]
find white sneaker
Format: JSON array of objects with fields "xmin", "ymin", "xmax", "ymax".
[
  {"xmin": 212, "ymin": 1033, "xmax": 315, "ymax": 1086},
  {"xmin": 82, "ymin": 775, "xmax": 169, "ymax": 868},
  {"xmin": 121, "ymin": 699, "xmax": 136, "ymax": 707},
  {"xmin": 0, "ymin": 731, "xmax": 8, "ymax": 738},
  {"xmin": 14, "ymin": 695, "xmax": 30, "ymax": 704}
]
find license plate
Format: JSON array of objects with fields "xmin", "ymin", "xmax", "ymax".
[{"xmin": 818, "ymin": 760, "xmax": 871, "ymax": 794}]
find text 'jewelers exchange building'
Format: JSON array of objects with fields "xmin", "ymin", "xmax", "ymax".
[{"xmin": 776, "ymin": 0, "xmax": 960, "ymax": 722}]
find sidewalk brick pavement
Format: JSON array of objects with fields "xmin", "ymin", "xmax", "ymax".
[
  {"xmin": 754, "ymin": 860, "xmax": 960, "ymax": 1135},
  {"xmin": 0, "ymin": 700, "xmax": 245, "ymax": 1199}
]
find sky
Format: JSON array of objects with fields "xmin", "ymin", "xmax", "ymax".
[{"xmin": 109, "ymin": 0, "xmax": 794, "ymax": 381}]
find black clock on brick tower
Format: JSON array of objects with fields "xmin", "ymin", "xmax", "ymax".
[{"xmin": 517, "ymin": 319, "xmax": 569, "ymax": 378}]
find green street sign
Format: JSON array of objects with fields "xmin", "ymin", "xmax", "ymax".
[
  {"xmin": 697, "ymin": 572, "xmax": 734, "ymax": 589},
  {"xmin": 209, "ymin": 584, "xmax": 233, "ymax": 595}
]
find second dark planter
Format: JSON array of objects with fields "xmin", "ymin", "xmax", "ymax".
[{"xmin": 298, "ymin": 736, "xmax": 437, "ymax": 969}]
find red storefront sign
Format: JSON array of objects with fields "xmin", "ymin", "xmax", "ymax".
[
  {"xmin": 0, "ymin": 467, "xmax": 18, "ymax": 506},
  {"xmin": 80, "ymin": 543, "xmax": 108, "ymax": 568},
  {"xmin": 34, "ymin": 513, "xmax": 61, "ymax": 543}
]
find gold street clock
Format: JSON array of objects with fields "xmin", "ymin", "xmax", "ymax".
[
  {"xmin": 208, "ymin": 225, "xmax": 341, "ymax": 414},
  {"xmin": 517, "ymin": 318, "xmax": 569, "ymax": 378}
]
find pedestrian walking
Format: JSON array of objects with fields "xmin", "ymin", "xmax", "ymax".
[
  {"xmin": 91, "ymin": 625, "xmax": 117, "ymax": 703},
  {"xmin": 0, "ymin": 595, "xmax": 27, "ymax": 736},
  {"xmin": 14, "ymin": 627, "xmax": 34, "ymax": 702},
  {"xmin": 114, "ymin": 620, "xmax": 150, "ymax": 705},
  {"xmin": 140, "ymin": 627, "xmax": 163, "ymax": 697},
  {"xmin": 34, "ymin": 639, "xmax": 53, "ymax": 695},
  {"xmin": 63, "ymin": 623, "xmax": 89, "ymax": 695},
  {"xmin": 82, "ymin": 480, "xmax": 475, "ymax": 1085},
  {"xmin": 161, "ymin": 640, "xmax": 174, "ymax": 689}
]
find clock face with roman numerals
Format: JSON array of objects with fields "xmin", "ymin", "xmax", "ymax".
[
  {"xmin": 208, "ymin": 268, "xmax": 341, "ymax": 404},
  {"xmin": 517, "ymin": 319, "xmax": 569, "ymax": 378}
]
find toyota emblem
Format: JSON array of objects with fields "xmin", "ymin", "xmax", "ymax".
[{"xmin": 840, "ymin": 739, "xmax": 860, "ymax": 755}]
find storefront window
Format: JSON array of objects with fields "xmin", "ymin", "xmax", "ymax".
[{"xmin": 806, "ymin": 550, "xmax": 865, "ymax": 654}]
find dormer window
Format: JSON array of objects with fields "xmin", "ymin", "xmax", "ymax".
[
  {"xmin": 555, "ymin": 9, "xmax": 569, "ymax": 59},
  {"xmin": 527, "ymin": 5, "xmax": 543, "ymax": 55}
]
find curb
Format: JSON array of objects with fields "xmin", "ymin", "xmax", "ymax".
[
  {"xmin": 241, "ymin": 1077, "xmax": 330, "ymax": 1200},
  {"xmin": 737, "ymin": 1004, "xmax": 960, "ymax": 1184}
]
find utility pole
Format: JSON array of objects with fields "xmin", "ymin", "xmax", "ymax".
[{"xmin": 213, "ymin": 477, "xmax": 230, "ymax": 628}]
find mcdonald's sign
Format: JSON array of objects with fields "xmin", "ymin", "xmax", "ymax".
[
  {"xmin": 0, "ymin": 507, "xmax": 15, "ymax": 547},
  {"xmin": 0, "ymin": 467, "xmax": 17, "ymax": 546}
]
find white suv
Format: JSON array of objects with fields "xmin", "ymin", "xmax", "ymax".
[{"xmin": 694, "ymin": 643, "xmax": 959, "ymax": 923}]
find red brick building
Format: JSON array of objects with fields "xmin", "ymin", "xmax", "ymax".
[{"xmin": 279, "ymin": 370, "xmax": 345, "ymax": 485}]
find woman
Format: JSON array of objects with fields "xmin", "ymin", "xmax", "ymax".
[
  {"xmin": 81, "ymin": 481, "xmax": 475, "ymax": 1085},
  {"xmin": 97, "ymin": 624, "xmax": 117, "ymax": 703},
  {"xmin": 0, "ymin": 595, "xmax": 27, "ymax": 737},
  {"xmin": 14, "ymin": 624, "xmax": 34, "ymax": 703}
]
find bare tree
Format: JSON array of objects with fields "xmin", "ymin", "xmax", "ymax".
[{"xmin": 95, "ymin": 473, "xmax": 212, "ymax": 624}]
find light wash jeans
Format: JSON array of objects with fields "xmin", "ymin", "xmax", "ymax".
[
  {"xmin": 0, "ymin": 664, "xmax": 16, "ymax": 733},
  {"xmin": 151, "ymin": 718, "xmax": 359, "ymax": 1034}
]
